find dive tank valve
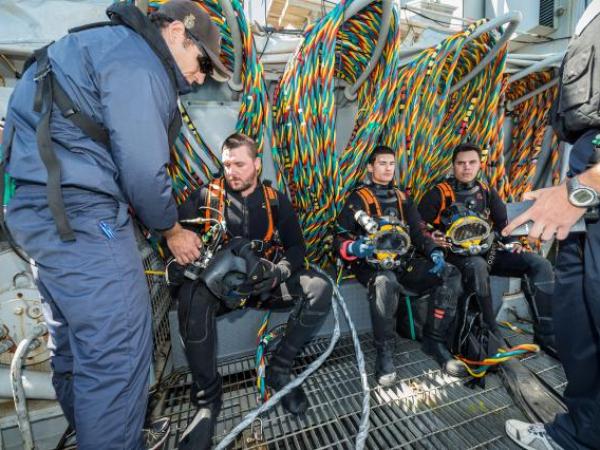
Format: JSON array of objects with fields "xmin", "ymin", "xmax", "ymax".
[{"xmin": 352, "ymin": 208, "xmax": 379, "ymax": 234}]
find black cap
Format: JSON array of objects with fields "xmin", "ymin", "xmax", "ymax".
[{"xmin": 156, "ymin": 0, "xmax": 230, "ymax": 82}]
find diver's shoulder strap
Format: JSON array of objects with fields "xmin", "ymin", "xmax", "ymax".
[
  {"xmin": 355, "ymin": 185, "xmax": 405, "ymax": 221},
  {"xmin": 262, "ymin": 183, "xmax": 278, "ymax": 242},
  {"xmin": 355, "ymin": 186, "xmax": 382, "ymax": 217},
  {"xmin": 393, "ymin": 187, "xmax": 406, "ymax": 223},
  {"xmin": 203, "ymin": 178, "xmax": 279, "ymax": 244},
  {"xmin": 204, "ymin": 177, "xmax": 226, "ymax": 234},
  {"xmin": 434, "ymin": 181, "xmax": 455, "ymax": 225}
]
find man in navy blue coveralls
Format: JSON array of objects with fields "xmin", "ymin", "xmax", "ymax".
[
  {"xmin": 504, "ymin": 129, "xmax": 600, "ymax": 450},
  {"xmin": 1, "ymin": 1, "xmax": 229, "ymax": 448}
]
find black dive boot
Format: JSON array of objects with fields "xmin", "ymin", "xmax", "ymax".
[
  {"xmin": 422, "ymin": 305, "xmax": 468, "ymax": 378},
  {"xmin": 178, "ymin": 377, "xmax": 222, "ymax": 450},
  {"xmin": 266, "ymin": 347, "xmax": 308, "ymax": 415},
  {"xmin": 374, "ymin": 339, "xmax": 397, "ymax": 387},
  {"xmin": 422, "ymin": 334, "xmax": 468, "ymax": 377},
  {"xmin": 265, "ymin": 278, "xmax": 330, "ymax": 415},
  {"xmin": 368, "ymin": 276, "xmax": 400, "ymax": 387}
]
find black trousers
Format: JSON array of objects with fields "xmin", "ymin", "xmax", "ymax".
[
  {"xmin": 176, "ymin": 268, "xmax": 332, "ymax": 403},
  {"xmin": 545, "ymin": 224, "xmax": 600, "ymax": 449},
  {"xmin": 447, "ymin": 250, "xmax": 554, "ymax": 329},
  {"xmin": 356, "ymin": 258, "xmax": 463, "ymax": 345}
]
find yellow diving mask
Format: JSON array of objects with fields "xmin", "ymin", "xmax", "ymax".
[
  {"xmin": 368, "ymin": 216, "xmax": 411, "ymax": 269},
  {"xmin": 442, "ymin": 204, "xmax": 493, "ymax": 255}
]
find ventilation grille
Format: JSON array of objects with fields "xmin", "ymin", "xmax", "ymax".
[{"xmin": 539, "ymin": 0, "xmax": 555, "ymax": 29}]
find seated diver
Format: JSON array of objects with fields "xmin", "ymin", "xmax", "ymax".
[
  {"xmin": 168, "ymin": 133, "xmax": 332, "ymax": 450},
  {"xmin": 335, "ymin": 145, "xmax": 468, "ymax": 385},
  {"xmin": 418, "ymin": 143, "xmax": 557, "ymax": 357}
]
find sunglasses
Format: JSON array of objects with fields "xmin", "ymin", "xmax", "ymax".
[{"xmin": 197, "ymin": 54, "xmax": 214, "ymax": 76}]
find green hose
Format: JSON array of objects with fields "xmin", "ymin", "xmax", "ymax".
[{"xmin": 405, "ymin": 296, "xmax": 416, "ymax": 340}]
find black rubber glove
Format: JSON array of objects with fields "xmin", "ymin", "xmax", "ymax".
[
  {"xmin": 165, "ymin": 258, "xmax": 187, "ymax": 286},
  {"xmin": 251, "ymin": 259, "xmax": 290, "ymax": 295}
]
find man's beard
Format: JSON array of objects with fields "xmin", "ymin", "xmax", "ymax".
[{"xmin": 227, "ymin": 176, "xmax": 255, "ymax": 192}]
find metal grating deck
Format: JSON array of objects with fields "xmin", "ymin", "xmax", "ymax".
[
  {"xmin": 157, "ymin": 326, "xmax": 567, "ymax": 450},
  {"xmin": 501, "ymin": 326, "xmax": 567, "ymax": 396}
]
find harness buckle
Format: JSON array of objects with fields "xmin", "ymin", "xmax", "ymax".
[
  {"xmin": 250, "ymin": 240, "xmax": 265, "ymax": 253},
  {"xmin": 62, "ymin": 107, "xmax": 79, "ymax": 119},
  {"xmin": 33, "ymin": 65, "xmax": 51, "ymax": 82}
]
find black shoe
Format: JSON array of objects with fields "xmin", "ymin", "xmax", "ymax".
[
  {"xmin": 422, "ymin": 337, "xmax": 468, "ymax": 378},
  {"xmin": 375, "ymin": 345, "xmax": 396, "ymax": 387},
  {"xmin": 266, "ymin": 369, "xmax": 308, "ymax": 415},
  {"xmin": 144, "ymin": 417, "xmax": 171, "ymax": 450},
  {"xmin": 177, "ymin": 400, "xmax": 221, "ymax": 450}
]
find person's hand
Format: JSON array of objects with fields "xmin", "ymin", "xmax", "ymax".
[
  {"xmin": 502, "ymin": 184, "xmax": 585, "ymax": 241},
  {"xmin": 431, "ymin": 230, "xmax": 452, "ymax": 249},
  {"xmin": 348, "ymin": 237, "xmax": 375, "ymax": 259},
  {"xmin": 251, "ymin": 259, "xmax": 285, "ymax": 294},
  {"xmin": 429, "ymin": 249, "xmax": 446, "ymax": 276},
  {"xmin": 511, "ymin": 242, "xmax": 524, "ymax": 253},
  {"xmin": 164, "ymin": 223, "xmax": 201, "ymax": 265}
]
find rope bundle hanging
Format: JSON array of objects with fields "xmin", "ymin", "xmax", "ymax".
[
  {"xmin": 504, "ymin": 71, "xmax": 560, "ymax": 200},
  {"xmin": 272, "ymin": 0, "xmax": 349, "ymax": 265},
  {"xmin": 393, "ymin": 27, "xmax": 508, "ymax": 201},
  {"xmin": 273, "ymin": 1, "xmax": 511, "ymax": 265}
]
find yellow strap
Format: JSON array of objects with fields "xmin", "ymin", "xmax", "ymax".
[
  {"xmin": 204, "ymin": 177, "xmax": 225, "ymax": 234},
  {"xmin": 263, "ymin": 185, "xmax": 276, "ymax": 242},
  {"xmin": 356, "ymin": 187, "xmax": 382, "ymax": 216},
  {"xmin": 434, "ymin": 182, "xmax": 455, "ymax": 225}
]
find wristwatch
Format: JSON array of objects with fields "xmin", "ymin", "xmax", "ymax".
[{"xmin": 566, "ymin": 176, "xmax": 600, "ymax": 207}]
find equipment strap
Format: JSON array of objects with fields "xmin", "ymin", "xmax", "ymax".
[
  {"xmin": 204, "ymin": 177, "xmax": 279, "ymax": 250},
  {"xmin": 356, "ymin": 186, "xmax": 405, "ymax": 220},
  {"xmin": 33, "ymin": 47, "xmax": 76, "ymax": 242}
]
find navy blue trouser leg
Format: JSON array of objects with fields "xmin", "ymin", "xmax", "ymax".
[
  {"xmin": 7, "ymin": 187, "xmax": 152, "ymax": 450},
  {"xmin": 546, "ymin": 223, "xmax": 600, "ymax": 450},
  {"xmin": 37, "ymin": 279, "xmax": 76, "ymax": 429}
]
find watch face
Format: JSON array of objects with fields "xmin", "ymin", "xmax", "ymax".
[{"xmin": 571, "ymin": 188, "xmax": 595, "ymax": 206}]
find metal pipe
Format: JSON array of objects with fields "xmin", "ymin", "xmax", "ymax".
[
  {"xmin": 0, "ymin": 368, "xmax": 55, "ymax": 400},
  {"xmin": 344, "ymin": 0, "xmax": 393, "ymax": 100},
  {"xmin": 506, "ymin": 78, "xmax": 559, "ymax": 111},
  {"xmin": 10, "ymin": 323, "xmax": 48, "ymax": 450},
  {"xmin": 395, "ymin": 12, "xmax": 522, "ymax": 81},
  {"xmin": 404, "ymin": 2, "xmax": 475, "ymax": 24},
  {"xmin": 508, "ymin": 53, "xmax": 565, "ymax": 84},
  {"xmin": 219, "ymin": 0, "xmax": 243, "ymax": 92},
  {"xmin": 508, "ymin": 53, "xmax": 561, "ymax": 60},
  {"xmin": 343, "ymin": 0, "xmax": 382, "ymax": 21},
  {"xmin": 449, "ymin": 11, "xmax": 522, "ymax": 94},
  {"xmin": 508, "ymin": 58, "xmax": 546, "ymax": 67}
]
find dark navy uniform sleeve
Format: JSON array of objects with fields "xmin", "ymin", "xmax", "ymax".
[
  {"xmin": 418, "ymin": 187, "xmax": 442, "ymax": 226},
  {"xmin": 99, "ymin": 62, "xmax": 178, "ymax": 232},
  {"xmin": 275, "ymin": 191, "xmax": 305, "ymax": 274},
  {"xmin": 404, "ymin": 195, "xmax": 438, "ymax": 256}
]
